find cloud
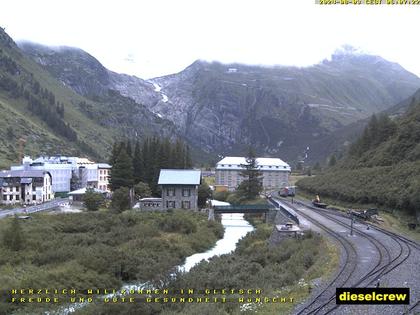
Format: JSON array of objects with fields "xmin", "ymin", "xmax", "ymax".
[{"xmin": 1, "ymin": 0, "xmax": 419, "ymax": 79}]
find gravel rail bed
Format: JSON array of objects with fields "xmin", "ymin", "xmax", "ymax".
[{"xmin": 271, "ymin": 197, "xmax": 419, "ymax": 315}]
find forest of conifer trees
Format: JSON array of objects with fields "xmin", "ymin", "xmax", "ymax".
[{"xmin": 109, "ymin": 137, "xmax": 193, "ymax": 195}]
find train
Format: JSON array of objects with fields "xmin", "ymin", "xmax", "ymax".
[{"xmin": 279, "ymin": 186, "xmax": 296, "ymax": 197}]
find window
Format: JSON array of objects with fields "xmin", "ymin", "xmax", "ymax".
[
  {"xmin": 3, "ymin": 195, "xmax": 6, "ymax": 201},
  {"xmin": 32, "ymin": 195, "xmax": 36, "ymax": 201},
  {"xmin": 182, "ymin": 201, "xmax": 191, "ymax": 209},
  {"xmin": 16, "ymin": 186, "xmax": 19, "ymax": 192},
  {"xmin": 166, "ymin": 188, "xmax": 175, "ymax": 197},
  {"xmin": 182, "ymin": 188, "xmax": 191, "ymax": 197},
  {"xmin": 16, "ymin": 195, "xmax": 20, "ymax": 200},
  {"xmin": 166, "ymin": 201, "xmax": 176, "ymax": 208}
]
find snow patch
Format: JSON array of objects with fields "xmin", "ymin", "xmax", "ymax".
[
  {"xmin": 150, "ymin": 81, "xmax": 169, "ymax": 103},
  {"xmin": 152, "ymin": 83, "xmax": 161, "ymax": 92}
]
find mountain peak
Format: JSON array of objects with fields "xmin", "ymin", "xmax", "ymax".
[
  {"xmin": 333, "ymin": 45, "xmax": 366, "ymax": 57},
  {"xmin": 185, "ymin": 59, "xmax": 208, "ymax": 71}
]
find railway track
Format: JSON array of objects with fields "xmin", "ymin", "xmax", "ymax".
[
  {"xmin": 293, "ymin": 200, "xmax": 419, "ymax": 315},
  {"xmin": 270, "ymin": 197, "xmax": 419, "ymax": 315}
]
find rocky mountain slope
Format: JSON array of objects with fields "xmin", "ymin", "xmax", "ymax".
[
  {"xmin": 0, "ymin": 29, "xmax": 177, "ymax": 168},
  {"xmin": 18, "ymin": 42, "xmax": 161, "ymax": 107},
  {"xmin": 149, "ymin": 52, "xmax": 420, "ymax": 162},
  {"xmin": 19, "ymin": 42, "xmax": 420, "ymax": 164}
]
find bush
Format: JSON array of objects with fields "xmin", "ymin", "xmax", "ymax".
[
  {"xmin": 2, "ymin": 216, "xmax": 24, "ymax": 251},
  {"xmin": 83, "ymin": 188, "xmax": 104, "ymax": 211},
  {"xmin": 158, "ymin": 213, "xmax": 197, "ymax": 234},
  {"xmin": 213, "ymin": 191, "xmax": 229, "ymax": 201},
  {"xmin": 111, "ymin": 187, "xmax": 131, "ymax": 212},
  {"xmin": 0, "ymin": 210, "xmax": 224, "ymax": 314},
  {"xmin": 134, "ymin": 181, "xmax": 152, "ymax": 200},
  {"xmin": 226, "ymin": 193, "xmax": 242, "ymax": 204}
]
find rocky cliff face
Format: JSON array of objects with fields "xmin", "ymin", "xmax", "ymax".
[
  {"xmin": 147, "ymin": 55, "xmax": 420, "ymax": 161},
  {"xmin": 19, "ymin": 42, "xmax": 161, "ymax": 105},
  {"xmin": 20, "ymin": 42, "xmax": 420, "ymax": 163},
  {"xmin": 18, "ymin": 42, "xmax": 178, "ymax": 141}
]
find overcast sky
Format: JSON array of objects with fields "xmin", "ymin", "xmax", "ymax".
[{"xmin": 1, "ymin": 0, "xmax": 419, "ymax": 79}]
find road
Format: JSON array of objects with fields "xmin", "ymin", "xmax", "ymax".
[
  {"xmin": 270, "ymin": 196, "xmax": 420, "ymax": 315},
  {"xmin": 0, "ymin": 198, "xmax": 68, "ymax": 219}
]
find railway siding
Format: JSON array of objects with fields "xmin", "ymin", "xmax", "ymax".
[{"xmin": 270, "ymin": 197, "xmax": 419, "ymax": 315}]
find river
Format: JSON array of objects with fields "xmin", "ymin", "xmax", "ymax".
[
  {"xmin": 179, "ymin": 213, "xmax": 254, "ymax": 272},
  {"xmin": 54, "ymin": 213, "xmax": 254, "ymax": 314}
]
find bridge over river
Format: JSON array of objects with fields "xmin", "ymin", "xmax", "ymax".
[
  {"xmin": 209, "ymin": 204, "xmax": 276, "ymax": 221},
  {"xmin": 210, "ymin": 199, "xmax": 301, "ymax": 226}
]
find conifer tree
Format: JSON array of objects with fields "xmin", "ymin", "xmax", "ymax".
[
  {"xmin": 198, "ymin": 180, "xmax": 212, "ymax": 208},
  {"xmin": 328, "ymin": 154, "xmax": 337, "ymax": 167},
  {"xmin": 109, "ymin": 137, "xmax": 194, "ymax": 196},
  {"xmin": 133, "ymin": 141, "xmax": 144, "ymax": 183},
  {"xmin": 109, "ymin": 142, "xmax": 121, "ymax": 166},
  {"xmin": 237, "ymin": 147, "xmax": 263, "ymax": 200},
  {"xmin": 184, "ymin": 144, "xmax": 193, "ymax": 168},
  {"xmin": 172, "ymin": 139, "xmax": 184, "ymax": 168},
  {"xmin": 126, "ymin": 140, "xmax": 132, "ymax": 158},
  {"xmin": 158, "ymin": 138, "xmax": 171, "ymax": 170},
  {"xmin": 109, "ymin": 146, "xmax": 134, "ymax": 191}
]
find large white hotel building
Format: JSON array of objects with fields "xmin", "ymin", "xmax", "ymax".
[{"xmin": 215, "ymin": 157, "xmax": 291, "ymax": 191}]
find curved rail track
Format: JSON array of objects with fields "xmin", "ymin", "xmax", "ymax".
[{"xmin": 269, "ymin": 197, "xmax": 419, "ymax": 315}]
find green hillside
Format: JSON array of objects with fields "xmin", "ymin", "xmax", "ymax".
[
  {"xmin": 0, "ymin": 28, "xmax": 177, "ymax": 168},
  {"xmin": 298, "ymin": 92, "xmax": 420, "ymax": 220}
]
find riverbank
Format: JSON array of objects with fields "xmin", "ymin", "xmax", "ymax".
[
  {"xmin": 76, "ymin": 217, "xmax": 337, "ymax": 315},
  {"xmin": 162, "ymin": 219, "xmax": 338, "ymax": 315},
  {"xmin": 0, "ymin": 210, "xmax": 224, "ymax": 315}
]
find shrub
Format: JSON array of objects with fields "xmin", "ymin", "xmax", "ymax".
[
  {"xmin": 111, "ymin": 187, "xmax": 131, "ymax": 212},
  {"xmin": 213, "ymin": 191, "xmax": 229, "ymax": 201},
  {"xmin": 158, "ymin": 213, "xmax": 197, "ymax": 234},
  {"xmin": 83, "ymin": 188, "xmax": 104, "ymax": 211},
  {"xmin": 2, "ymin": 216, "xmax": 24, "ymax": 251},
  {"xmin": 134, "ymin": 181, "xmax": 152, "ymax": 200}
]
